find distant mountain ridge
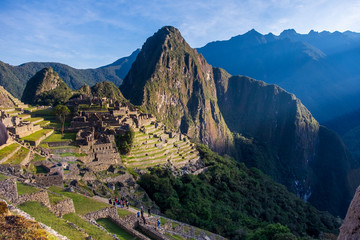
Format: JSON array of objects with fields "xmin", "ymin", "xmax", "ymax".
[
  {"xmin": 0, "ymin": 49, "xmax": 139, "ymax": 99},
  {"xmin": 197, "ymin": 29, "xmax": 360, "ymax": 122}
]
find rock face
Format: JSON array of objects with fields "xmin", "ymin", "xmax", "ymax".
[
  {"xmin": 214, "ymin": 68, "xmax": 319, "ymax": 196},
  {"xmin": 120, "ymin": 26, "xmax": 233, "ymax": 153},
  {"xmin": 21, "ymin": 67, "xmax": 72, "ymax": 105},
  {"xmin": 338, "ymin": 186, "xmax": 360, "ymax": 240}
]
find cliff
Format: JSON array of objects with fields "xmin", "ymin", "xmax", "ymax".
[{"xmin": 120, "ymin": 26, "xmax": 233, "ymax": 153}]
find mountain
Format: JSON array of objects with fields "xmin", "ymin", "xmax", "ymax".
[
  {"xmin": 197, "ymin": 29, "xmax": 360, "ymax": 122},
  {"xmin": 120, "ymin": 26, "xmax": 233, "ymax": 153},
  {"xmin": 21, "ymin": 67, "xmax": 72, "ymax": 105},
  {"xmin": 121, "ymin": 26, "xmax": 353, "ymax": 217},
  {"xmin": 0, "ymin": 86, "xmax": 20, "ymax": 108},
  {"xmin": 90, "ymin": 81, "xmax": 126, "ymax": 102},
  {"xmin": 0, "ymin": 49, "xmax": 139, "ymax": 99}
]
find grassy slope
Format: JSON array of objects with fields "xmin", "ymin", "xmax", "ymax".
[
  {"xmin": 18, "ymin": 201, "xmax": 87, "ymax": 240},
  {"xmin": 3, "ymin": 147, "xmax": 29, "ymax": 165},
  {"xmin": 49, "ymin": 186, "xmax": 109, "ymax": 215},
  {"xmin": 21, "ymin": 129, "xmax": 53, "ymax": 142},
  {"xmin": 96, "ymin": 218, "xmax": 138, "ymax": 240},
  {"xmin": 0, "ymin": 143, "xmax": 20, "ymax": 160},
  {"xmin": 17, "ymin": 182, "xmax": 40, "ymax": 195}
]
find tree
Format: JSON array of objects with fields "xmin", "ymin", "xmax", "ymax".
[{"xmin": 53, "ymin": 105, "xmax": 70, "ymax": 136}]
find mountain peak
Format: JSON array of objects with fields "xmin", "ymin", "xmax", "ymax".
[{"xmin": 280, "ymin": 29, "xmax": 298, "ymax": 37}]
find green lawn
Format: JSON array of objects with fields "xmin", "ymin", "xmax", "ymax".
[
  {"xmin": 35, "ymin": 120, "xmax": 50, "ymax": 127},
  {"xmin": 21, "ymin": 129, "xmax": 53, "ymax": 142},
  {"xmin": 3, "ymin": 147, "xmax": 29, "ymax": 165},
  {"xmin": 43, "ymin": 131, "xmax": 76, "ymax": 142},
  {"xmin": 63, "ymin": 213, "xmax": 114, "ymax": 240},
  {"xmin": 48, "ymin": 193, "xmax": 68, "ymax": 205},
  {"xmin": 24, "ymin": 117, "xmax": 43, "ymax": 122},
  {"xmin": 96, "ymin": 218, "xmax": 138, "ymax": 240},
  {"xmin": 17, "ymin": 182, "xmax": 40, "ymax": 195},
  {"xmin": 49, "ymin": 186, "xmax": 109, "ymax": 215},
  {"xmin": 59, "ymin": 152, "xmax": 87, "ymax": 157},
  {"xmin": 18, "ymin": 201, "xmax": 86, "ymax": 240},
  {"xmin": 32, "ymin": 154, "xmax": 46, "ymax": 162},
  {"xmin": 17, "ymin": 113, "xmax": 31, "ymax": 119},
  {"xmin": 117, "ymin": 208, "xmax": 133, "ymax": 218},
  {"xmin": 0, "ymin": 173, "xmax": 9, "ymax": 181},
  {"xmin": 0, "ymin": 143, "xmax": 20, "ymax": 160}
]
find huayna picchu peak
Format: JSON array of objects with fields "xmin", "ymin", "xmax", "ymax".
[{"xmin": 120, "ymin": 26, "xmax": 234, "ymax": 154}]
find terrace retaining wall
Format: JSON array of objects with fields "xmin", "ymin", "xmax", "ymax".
[{"xmin": 50, "ymin": 198, "xmax": 75, "ymax": 217}]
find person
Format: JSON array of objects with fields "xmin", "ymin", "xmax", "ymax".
[
  {"xmin": 157, "ymin": 219, "xmax": 161, "ymax": 229},
  {"xmin": 108, "ymin": 198, "xmax": 112, "ymax": 205},
  {"xmin": 137, "ymin": 211, "xmax": 140, "ymax": 218},
  {"xmin": 148, "ymin": 207, "xmax": 151, "ymax": 216},
  {"xmin": 142, "ymin": 215, "xmax": 146, "ymax": 224},
  {"xmin": 141, "ymin": 206, "xmax": 144, "ymax": 218},
  {"xmin": 126, "ymin": 200, "xmax": 129, "ymax": 209},
  {"xmin": 0, "ymin": 122, "xmax": 8, "ymax": 146}
]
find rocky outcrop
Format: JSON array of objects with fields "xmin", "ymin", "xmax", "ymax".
[
  {"xmin": 91, "ymin": 81, "xmax": 126, "ymax": 102},
  {"xmin": 120, "ymin": 26, "xmax": 233, "ymax": 153},
  {"xmin": 338, "ymin": 186, "xmax": 360, "ymax": 240},
  {"xmin": 0, "ymin": 178, "xmax": 18, "ymax": 202},
  {"xmin": 21, "ymin": 67, "xmax": 72, "ymax": 105}
]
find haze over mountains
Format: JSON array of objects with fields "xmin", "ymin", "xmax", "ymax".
[{"xmin": 197, "ymin": 29, "xmax": 360, "ymax": 122}]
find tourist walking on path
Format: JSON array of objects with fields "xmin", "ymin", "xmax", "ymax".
[
  {"xmin": 148, "ymin": 207, "xmax": 151, "ymax": 216},
  {"xmin": 157, "ymin": 219, "xmax": 161, "ymax": 229}
]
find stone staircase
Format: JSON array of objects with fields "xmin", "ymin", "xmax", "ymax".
[{"xmin": 123, "ymin": 124, "xmax": 200, "ymax": 169}]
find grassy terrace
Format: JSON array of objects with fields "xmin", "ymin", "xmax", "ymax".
[
  {"xmin": 32, "ymin": 154, "xmax": 46, "ymax": 162},
  {"xmin": 35, "ymin": 120, "xmax": 50, "ymax": 127},
  {"xmin": 17, "ymin": 113, "xmax": 31, "ymax": 119},
  {"xmin": 0, "ymin": 173, "xmax": 9, "ymax": 181},
  {"xmin": 3, "ymin": 147, "xmax": 29, "ymax": 165},
  {"xmin": 96, "ymin": 218, "xmax": 138, "ymax": 240},
  {"xmin": 59, "ymin": 152, "xmax": 87, "ymax": 157},
  {"xmin": 48, "ymin": 192, "xmax": 68, "ymax": 205},
  {"xmin": 49, "ymin": 186, "xmax": 109, "ymax": 215},
  {"xmin": 43, "ymin": 131, "xmax": 76, "ymax": 142},
  {"xmin": 24, "ymin": 117, "xmax": 43, "ymax": 122},
  {"xmin": 18, "ymin": 201, "xmax": 87, "ymax": 240},
  {"xmin": 21, "ymin": 129, "xmax": 53, "ymax": 142},
  {"xmin": 17, "ymin": 182, "xmax": 40, "ymax": 195},
  {"xmin": 0, "ymin": 143, "xmax": 20, "ymax": 160},
  {"xmin": 63, "ymin": 213, "xmax": 114, "ymax": 240}
]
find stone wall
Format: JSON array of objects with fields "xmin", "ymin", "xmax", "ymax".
[
  {"xmin": 34, "ymin": 173, "xmax": 63, "ymax": 187},
  {"xmin": 19, "ymin": 149, "xmax": 32, "ymax": 166},
  {"xmin": 0, "ymin": 145, "xmax": 21, "ymax": 163},
  {"xmin": 84, "ymin": 206, "xmax": 118, "ymax": 220},
  {"xmin": 50, "ymin": 198, "xmax": 75, "ymax": 217},
  {"xmin": 137, "ymin": 224, "xmax": 170, "ymax": 240},
  {"xmin": 16, "ymin": 190, "xmax": 50, "ymax": 207},
  {"xmin": 31, "ymin": 129, "xmax": 54, "ymax": 147},
  {"xmin": 0, "ymin": 178, "xmax": 18, "ymax": 202},
  {"xmin": 47, "ymin": 141, "xmax": 72, "ymax": 148}
]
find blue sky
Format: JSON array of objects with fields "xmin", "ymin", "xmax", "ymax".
[{"xmin": 0, "ymin": 0, "xmax": 359, "ymax": 68}]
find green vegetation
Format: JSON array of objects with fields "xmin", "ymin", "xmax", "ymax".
[
  {"xmin": 115, "ymin": 128, "xmax": 135, "ymax": 154},
  {"xmin": 43, "ymin": 131, "xmax": 76, "ymax": 142},
  {"xmin": 33, "ymin": 154, "xmax": 46, "ymax": 162},
  {"xmin": 3, "ymin": 147, "xmax": 29, "ymax": 165},
  {"xmin": 117, "ymin": 208, "xmax": 133, "ymax": 218},
  {"xmin": 63, "ymin": 213, "xmax": 114, "ymax": 240},
  {"xmin": 96, "ymin": 218, "xmax": 138, "ymax": 240},
  {"xmin": 24, "ymin": 117, "xmax": 43, "ymax": 122},
  {"xmin": 17, "ymin": 182, "xmax": 40, "ymax": 195},
  {"xmin": 49, "ymin": 186, "xmax": 109, "ymax": 215},
  {"xmin": 0, "ymin": 173, "xmax": 9, "ymax": 181},
  {"xmin": 90, "ymin": 81, "xmax": 127, "ymax": 102},
  {"xmin": 53, "ymin": 105, "xmax": 70, "ymax": 136},
  {"xmin": 21, "ymin": 129, "xmax": 53, "ymax": 142},
  {"xmin": 138, "ymin": 144, "xmax": 340, "ymax": 239},
  {"xmin": 0, "ymin": 143, "xmax": 19, "ymax": 160},
  {"xmin": 59, "ymin": 152, "xmax": 87, "ymax": 157},
  {"xmin": 48, "ymin": 193, "xmax": 68, "ymax": 205},
  {"xmin": 18, "ymin": 201, "xmax": 86, "ymax": 240},
  {"xmin": 165, "ymin": 233, "xmax": 186, "ymax": 240}
]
